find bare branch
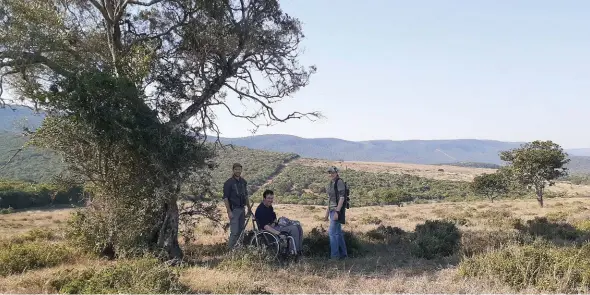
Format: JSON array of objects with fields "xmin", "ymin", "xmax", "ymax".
[{"xmin": 127, "ymin": 0, "xmax": 165, "ymax": 6}]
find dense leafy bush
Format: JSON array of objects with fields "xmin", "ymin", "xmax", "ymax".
[
  {"xmin": 409, "ymin": 220, "xmax": 461, "ymax": 259},
  {"xmin": 302, "ymin": 226, "xmax": 364, "ymax": 257},
  {"xmin": 364, "ymin": 225, "xmax": 407, "ymax": 244}
]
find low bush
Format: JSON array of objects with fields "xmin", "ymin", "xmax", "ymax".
[
  {"xmin": 364, "ymin": 225, "xmax": 407, "ymax": 244},
  {"xmin": 302, "ymin": 226, "xmax": 364, "ymax": 258},
  {"xmin": 409, "ymin": 219, "xmax": 461, "ymax": 259},
  {"xmin": 48, "ymin": 258, "xmax": 190, "ymax": 294},
  {"xmin": 458, "ymin": 242, "xmax": 590, "ymax": 293},
  {"xmin": 514, "ymin": 217, "xmax": 587, "ymax": 242},
  {"xmin": 0, "ymin": 241, "xmax": 73, "ymax": 276}
]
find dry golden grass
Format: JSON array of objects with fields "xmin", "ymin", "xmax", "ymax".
[{"xmin": 3, "ymin": 196, "xmax": 590, "ymax": 293}]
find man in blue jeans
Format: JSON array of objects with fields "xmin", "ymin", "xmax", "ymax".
[{"xmin": 325, "ymin": 166, "xmax": 348, "ymax": 260}]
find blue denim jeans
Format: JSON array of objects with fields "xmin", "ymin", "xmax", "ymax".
[{"xmin": 328, "ymin": 210, "xmax": 348, "ymax": 259}]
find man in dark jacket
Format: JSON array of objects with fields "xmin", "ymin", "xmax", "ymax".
[
  {"xmin": 223, "ymin": 163, "xmax": 252, "ymax": 249},
  {"xmin": 255, "ymin": 189, "xmax": 303, "ymax": 256}
]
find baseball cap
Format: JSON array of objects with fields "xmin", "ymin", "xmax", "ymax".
[{"xmin": 326, "ymin": 166, "xmax": 338, "ymax": 173}]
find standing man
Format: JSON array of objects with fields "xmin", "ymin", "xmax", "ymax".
[
  {"xmin": 325, "ymin": 166, "xmax": 348, "ymax": 260},
  {"xmin": 223, "ymin": 162, "xmax": 252, "ymax": 249}
]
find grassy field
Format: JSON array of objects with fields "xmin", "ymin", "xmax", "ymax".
[{"xmin": 2, "ymin": 196, "xmax": 590, "ymax": 293}]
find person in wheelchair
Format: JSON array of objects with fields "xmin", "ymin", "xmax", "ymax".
[{"xmin": 254, "ymin": 189, "xmax": 303, "ymax": 256}]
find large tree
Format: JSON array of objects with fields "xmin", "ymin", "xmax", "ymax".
[
  {"xmin": 499, "ymin": 140, "xmax": 570, "ymax": 207},
  {"xmin": 0, "ymin": 0, "xmax": 319, "ymax": 261}
]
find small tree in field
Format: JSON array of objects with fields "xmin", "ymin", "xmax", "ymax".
[
  {"xmin": 471, "ymin": 172, "xmax": 508, "ymax": 202},
  {"xmin": 500, "ymin": 140, "xmax": 570, "ymax": 207}
]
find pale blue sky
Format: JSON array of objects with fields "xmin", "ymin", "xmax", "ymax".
[{"xmin": 212, "ymin": 0, "xmax": 590, "ymax": 149}]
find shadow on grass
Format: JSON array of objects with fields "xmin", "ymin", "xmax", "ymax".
[
  {"xmin": 182, "ymin": 223, "xmax": 462, "ymax": 278},
  {"xmin": 514, "ymin": 216, "xmax": 590, "ymax": 245}
]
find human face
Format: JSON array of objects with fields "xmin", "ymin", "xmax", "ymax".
[
  {"xmin": 328, "ymin": 171, "xmax": 338, "ymax": 180},
  {"xmin": 233, "ymin": 166, "xmax": 242, "ymax": 178},
  {"xmin": 263, "ymin": 194, "xmax": 274, "ymax": 206}
]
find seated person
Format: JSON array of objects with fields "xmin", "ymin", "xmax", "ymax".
[{"xmin": 254, "ymin": 189, "xmax": 303, "ymax": 256}]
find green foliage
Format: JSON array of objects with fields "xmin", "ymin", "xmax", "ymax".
[
  {"xmin": 301, "ymin": 226, "xmax": 364, "ymax": 258},
  {"xmin": 364, "ymin": 225, "xmax": 407, "ymax": 244},
  {"xmin": 471, "ymin": 172, "xmax": 509, "ymax": 202},
  {"xmin": 0, "ymin": 131, "xmax": 65, "ymax": 183},
  {"xmin": 266, "ymin": 164, "xmax": 473, "ymax": 205},
  {"xmin": 209, "ymin": 146, "xmax": 298, "ymax": 195},
  {"xmin": 458, "ymin": 242, "xmax": 590, "ymax": 293},
  {"xmin": 0, "ymin": 229, "xmax": 75, "ymax": 276},
  {"xmin": 0, "ymin": 179, "xmax": 83, "ymax": 209},
  {"xmin": 48, "ymin": 258, "xmax": 189, "ymax": 294},
  {"xmin": 28, "ymin": 72, "xmax": 215, "ymax": 259},
  {"xmin": 409, "ymin": 220, "xmax": 461, "ymax": 259},
  {"xmin": 500, "ymin": 140, "xmax": 570, "ymax": 206}
]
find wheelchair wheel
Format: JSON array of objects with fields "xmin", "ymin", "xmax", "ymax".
[{"xmin": 249, "ymin": 231, "xmax": 280, "ymax": 258}]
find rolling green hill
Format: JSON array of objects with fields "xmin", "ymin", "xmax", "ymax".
[
  {"xmin": 0, "ymin": 131, "xmax": 297, "ymax": 197},
  {"xmin": 3, "ymin": 106, "xmax": 590, "ymax": 172}
]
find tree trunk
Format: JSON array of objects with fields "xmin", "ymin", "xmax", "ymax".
[
  {"xmin": 156, "ymin": 196, "xmax": 183, "ymax": 261},
  {"xmin": 536, "ymin": 187, "xmax": 544, "ymax": 207}
]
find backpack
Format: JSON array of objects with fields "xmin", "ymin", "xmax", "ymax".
[{"xmin": 333, "ymin": 178, "xmax": 351, "ymax": 209}]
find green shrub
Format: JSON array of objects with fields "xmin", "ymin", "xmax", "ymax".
[
  {"xmin": 0, "ymin": 241, "xmax": 73, "ymax": 276},
  {"xmin": 48, "ymin": 258, "xmax": 189, "ymax": 294},
  {"xmin": 515, "ymin": 217, "xmax": 585, "ymax": 242},
  {"xmin": 302, "ymin": 226, "xmax": 364, "ymax": 258},
  {"xmin": 458, "ymin": 242, "xmax": 590, "ymax": 293},
  {"xmin": 409, "ymin": 220, "xmax": 461, "ymax": 259},
  {"xmin": 364, "ymin": 225, "xmax": 407, "ymax": 244}
]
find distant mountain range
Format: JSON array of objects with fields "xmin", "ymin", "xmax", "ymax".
[{"xmin": 2, "ymin": 106, "xmax": 590, "ymax": 173}]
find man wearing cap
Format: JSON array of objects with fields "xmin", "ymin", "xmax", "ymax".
[
  {"xmin": 325, "ymin": 166, "xmax": 348, "ymax": 260},
  {"xmin": 223, "ymin": 162, "xmax": 252, "ymax": 249}
]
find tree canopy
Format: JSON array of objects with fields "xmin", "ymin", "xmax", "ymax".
[
  {"xmin": 500, "ymin": 140, "xmax": 570, "ymax": 207},
  {"xmin": 0, "ymin": 0, "xmax": 319, "ymax": 261},
  {"xmin": 471, "ymin": 172, "xmax": 508, "ymax": 202}
]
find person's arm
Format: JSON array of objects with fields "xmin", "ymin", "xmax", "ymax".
[
  {"xmin": 245, "ymin": 180, "xmax": 253, "ymax": 215},
  {"xmin": 334, "ymin": 180, "xmax": 346, "ymax": 218},
  {"xmin": 223, "ymin": 180, "xmax": 232, "ymax": 218},
  {"xmin": 264, "ymin": 224, "xmax": 282, "ymax": 235}
]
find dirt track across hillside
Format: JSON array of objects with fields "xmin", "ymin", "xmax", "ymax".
[{"xmin": 296, "ymin": 158, "xmax": 495, "ymax": 182}]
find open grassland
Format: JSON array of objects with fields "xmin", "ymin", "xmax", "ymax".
[
  {"xmin": 294, "ymin": 158, "xmax": 590, "ymax": 197},
  {"xmin": 3, "ymin": 197, "xmax": 590, "ymax": 293}
]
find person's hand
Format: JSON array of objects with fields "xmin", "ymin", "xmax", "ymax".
[
  {"xmin": 227, "ymin": 210, "xmax": 233, "ymax": 220},
  {"xmin": 333, "ymin": 212, "xmax": 339, "ymax": 220}
]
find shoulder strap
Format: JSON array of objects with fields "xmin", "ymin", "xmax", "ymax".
[{"xmin": 333, "ymin": 177, "xmax": 341, "ymax": 194}]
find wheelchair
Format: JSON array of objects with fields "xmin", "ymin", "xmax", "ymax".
[{"xmin": 239, "ymin": 213, "xmax": 299, "ymax": 261}]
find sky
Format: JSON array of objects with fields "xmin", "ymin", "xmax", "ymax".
[{"xmin": 212, "ymin": 0, "xmax": 590, "ymax": 149}]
